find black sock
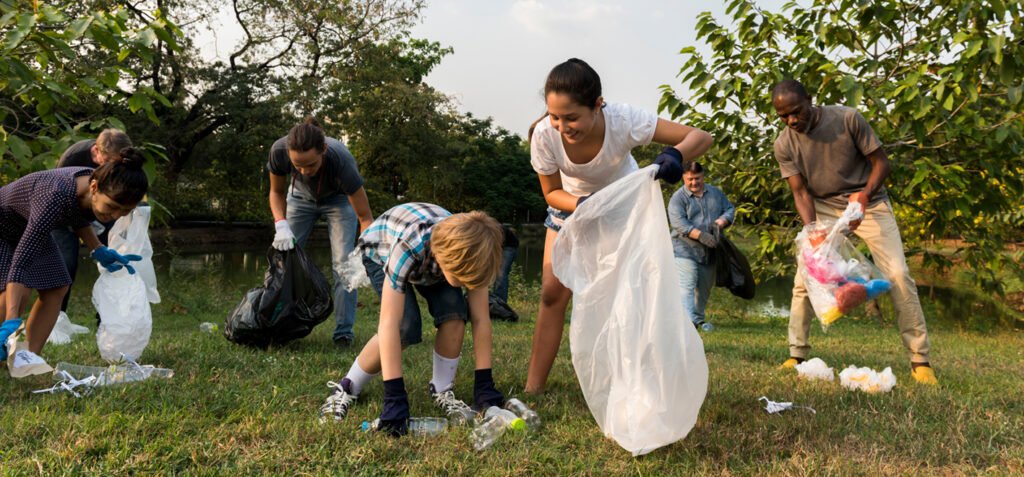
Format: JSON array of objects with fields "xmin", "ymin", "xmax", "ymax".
[
  {"xmin": 911, "ymin": 362, "xmax": 930, "ymax": 370},
  {"xmin": 473, "ymin": 368, "xmax": 504, "ymax": 410}
]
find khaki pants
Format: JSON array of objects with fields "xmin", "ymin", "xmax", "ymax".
[{"xmin": 789, "ymin": 200, "xmax": 931, "ymax": 363}]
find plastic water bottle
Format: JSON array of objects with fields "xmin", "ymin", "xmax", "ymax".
[
  {"xmin": 54, "ymin": 362, "xmax": 174, "ymax": 386},
  {"xmin": 447, "ymin": 407, "xmax": 478, "ymax": 426},
  {"xmin": 469, "ymin": 406, "xmax": 526, "ymax": 451},
  {"xmin": 361, "ymin": 417, "xmax": 448, "ymax": 436},
  {"xmin": 504, "ymin": 398, "xmax": 541, "ymax": 431},
  {"xmin": 200, "ymin": 322, "xmax": 218, "ymax": 333}
]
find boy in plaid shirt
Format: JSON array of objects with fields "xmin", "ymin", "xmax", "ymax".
[{"xmin": 318, "ymin": 203, "xmax": 506, "ymax": 435}]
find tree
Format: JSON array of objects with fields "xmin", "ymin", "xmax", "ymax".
[
  {"xmin": 659, "ymin": 0, "xmax": 1024, "ymax": 291},
  {"xmin": 0, "ymin": 1, "xmax": 178, "ymax": 178}
]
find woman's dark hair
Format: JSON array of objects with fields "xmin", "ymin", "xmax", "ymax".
[
  {"xmin": 528, "ymin": 58, "xmax": 603, "ymax": 141},
  {"xmin": 287, "ymin": 117, "xmax": 326, "ymax": 153},
  {"xmin": 91, "ymin": 147, "xmax": 148, "ymax": 204},
  {"xmin": 682, "ymin": 161, "xmax": 704, "ymax": 175}
]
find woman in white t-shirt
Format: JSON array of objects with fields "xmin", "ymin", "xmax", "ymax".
[{"xmin": 525, "ymin": 58, "xmax": 714, "ymax": 395}]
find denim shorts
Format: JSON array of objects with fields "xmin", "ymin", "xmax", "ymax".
[
  {"xmin": 362, "ymin": 256, "xmax": 468, "ymax": 346},
  {"xmin": 544, "ymin": 206, "xmax": 572, "ymax": 232}
]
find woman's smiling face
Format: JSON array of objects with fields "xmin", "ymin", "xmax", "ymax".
[{"xmin": 545, "ymin": 92, "xmax": 601, "ymax": 144}]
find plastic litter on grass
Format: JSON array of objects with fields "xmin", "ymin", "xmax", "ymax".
[
  {"xmin": 794, "ymin": 357, "xmax": 835, "ymax": 381},
  {"xmin": 839, "ymin": 365, "xmax": 897, "ymax": 393},
  {"xmin": 759, "ymin": 396, "xmax": 816, "ymax": 415}
]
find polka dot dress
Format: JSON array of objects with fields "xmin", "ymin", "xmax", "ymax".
[{"xmin": 0, "ymin": 167, "xmax": 94, "ymax": 292}]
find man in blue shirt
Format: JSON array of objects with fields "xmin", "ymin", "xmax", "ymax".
[{"xmin": 667, "ymin": 161, "xmax": 735, "ymax": 331}]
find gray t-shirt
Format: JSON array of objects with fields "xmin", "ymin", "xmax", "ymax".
[
  {"xmin": 773, "ymin": 105, "xmax": 887, "ymax": 209},
  {"xmin": 56, "ymin": 139, "xmax": 97, "ymax": 168},
  {"xmin": 267, "ymin": 136, "xmax": 364, "ymax": 201}
]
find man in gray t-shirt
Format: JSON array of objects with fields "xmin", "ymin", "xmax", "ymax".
[
  {"xmin": 268, "ymin": 119, "xmax": 374, "ymax": 348},
  {"xmin": 771, "ymin": 79, "xmax": 936, "ymax": 385}
]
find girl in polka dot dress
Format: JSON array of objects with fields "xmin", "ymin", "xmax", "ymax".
[{"xmin": 0, "ymin": 147, "xmax": 149, "ymax": 376}]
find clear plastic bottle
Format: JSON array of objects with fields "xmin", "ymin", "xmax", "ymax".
[
  {"xmin": 54, "ymin": 362, "xmax": 174, "ymax": 386},
  {"xmin": 361, "ymin": 417, "xmax": 448, "ymax": 436},
  {"xmin": 469, "ymin": 406, "xmax": 526, "ymax": 451},
  {"xmin": 200, "ymin": 322, "xmax": 218, "ymax": 333},
  {"xmin": 447, "ymin": 407, "xmax": 478, "ymax": 426},
  {"xmin": 504, "ymin": 398, "xmax": 541, "ymax": 431}
]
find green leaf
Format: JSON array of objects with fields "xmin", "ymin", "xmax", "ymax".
[
  {"xmin": 1008, "ymin": 86, "xmax": 1023, "ymax": 106},
  {"xmin": 989, "ymin": 34, "xmax": 1005, "ymax": 65},
  {"xmin": 996, "ymin": 126, "xmax": 1009, "ymax": 143},
  {"xmin": 942, "ymin": 93, "xmax": 954, "ymax": 110},
  {"xmin": 5, "ymin": 135, "xmax": 32, "ymax": 160},
  {"xmin": 127, "ymin": 93, "xmax": 146, "ymax": 113},
  {"xmin": 4, "ymin": 12, "xmax": 37, "ymax": 49},
  {"xmin": 68, "ymin": 17, "xmax": 91, "ymax": 38},
  {"xmin": 964, "ymin": 40, "xmax": 982, "ymax": 58}
]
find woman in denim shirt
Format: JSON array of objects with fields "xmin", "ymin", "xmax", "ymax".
[{"xmin": 667, "ymin": 162, "xmax": 735, "ymax": 331}]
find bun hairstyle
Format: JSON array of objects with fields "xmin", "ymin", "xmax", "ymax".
[
  {"xmin": 90, "ymin": 146, "xmax": 149, "ymax": 205},
  {"xmin": 528, "ymin": 58, "xmax": 604, "ymax": 141},
  {"xmin": 287, "ymin": 117, "xmax": 326, "ymax": 153}
]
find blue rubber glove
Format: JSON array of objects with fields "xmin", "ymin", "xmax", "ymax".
[
  {"xmin": 0, "ymin": 318, "xmax": 23, "ymax": 358},
  {"xmin": 653, "ymin": 147, "xmax": 684, "ymax": 184},
  {"xmin": 91, "ymin": 246, "xmax": 141, "ymax": 274},
  {"xmin": 576, "ymin": 194, "xmax": 591, "ymax": 209}
]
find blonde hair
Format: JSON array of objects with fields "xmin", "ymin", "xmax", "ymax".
[
  {"xmin": 95, "ymin": 129, "xmax": 133, "ymax": 154},
  {"xmin": 432, "ymin": 211, "xmax": 504, "ymax": 290}
]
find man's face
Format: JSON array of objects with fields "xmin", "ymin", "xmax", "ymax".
[
  {"xmin": 288, "ymin": 147, "xmax": 324, "ymax": 176},
  {"xmin": 683, "ymin": 171, "xmax": 705, "ymax": 195},
  {"xmin": 772, "ymin": 92, "xmax": 814, "ymax": 133}
]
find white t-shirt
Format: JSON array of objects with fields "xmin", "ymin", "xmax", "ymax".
[{"xmin": 530, "ymin": 102, "xmax": 658, "ymax": 198}]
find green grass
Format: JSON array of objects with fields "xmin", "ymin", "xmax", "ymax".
[{"xmin": 2, "ymin": 269, "xmax": 1023, "ymax": 476}]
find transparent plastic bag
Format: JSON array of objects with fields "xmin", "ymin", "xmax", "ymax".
[
  {"xmin": 552, "ymin": 166, "xmax": 708, "ymax": 456},
  {"xmin": 796, "ymin": 203, "xmax": 890, "ymax": 329},
  {"xmin": 94, "ymin": 207, "xmax": 155, "ymax": 362}
]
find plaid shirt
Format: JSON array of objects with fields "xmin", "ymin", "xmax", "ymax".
[{"xmin": 358, "ymin": 202, "xmax": 451, "ymax": 291}]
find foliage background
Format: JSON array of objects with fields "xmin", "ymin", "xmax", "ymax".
[{"xmin": 659, "ymin": 0, "xmax": 1024, "ymax": 289}]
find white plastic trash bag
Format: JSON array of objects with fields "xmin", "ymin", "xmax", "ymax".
[
  {"xmin": 46, "ymin": 311, "xmax": 90, "ymax": 345},
  {"xmin": 552, "ymin": 165, "xmax": 709, "ymax": 456},
  {"xmin": 94, "ymin": 206, "xmax": 155, "ymax": 362},
  {"xmin": 106, "ymin": 206, "xmax": 160, "ymax": 303}
]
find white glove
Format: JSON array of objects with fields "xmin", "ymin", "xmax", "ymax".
[{"xmin": 273, "ymin": 220, "xmax": 295, "ymax": 250}]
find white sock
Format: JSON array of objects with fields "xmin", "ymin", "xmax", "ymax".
[
  {"xmin": 345, "ymin": 360, "xmax": 378, "ymax": 396},
  {"xmin": 429, "ymin": 350, "xmax": 460, "ymax": 393}
]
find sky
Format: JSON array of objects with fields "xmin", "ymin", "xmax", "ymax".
[
  {"xmin": 406, "ymin": 0, "xmax": 786, "ymax": 137},
  {"xmin": 196, "ymin": 0, "xmax": 789, "ymax": 137}
]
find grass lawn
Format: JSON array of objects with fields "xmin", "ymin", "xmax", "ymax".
[{"xmin": 2, "ymin": 268, "xmax": 1023, "ymax": 475}]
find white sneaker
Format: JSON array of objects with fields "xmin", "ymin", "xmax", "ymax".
[
  {"xmin": 13, "ymin": 350, "xmax": 48, "ymax": 368},
  {"xmin": 430, "ymin": 385, "xmax": 476, "ymax": 425},
  {"xmin": 318, "ymin": 380, "xmax": 358, "ymax": 424}
]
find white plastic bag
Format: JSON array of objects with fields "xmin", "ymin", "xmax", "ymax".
[
  {"xmin": 46, "ymin": 311, "xmax": 90, "ymax": 345},
  {"xmin": 839, "ymin": 365, "xmax": 897, "ymax": 393},
  {"xmin": 552, "ymin": 165, "xmax": 709, "ymax": 456},
  {"xmin": 94, "ymin": 206, "xmax": 155, "ymax": 362}
]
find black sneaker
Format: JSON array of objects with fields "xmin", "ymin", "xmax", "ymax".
[
  {"xmin": 318, "ymin": 378, "xmax": 358, "ymax": 423},
  {"xmin": 333, "ymin": 337, "xmax": 353, "ymax": 349},
  {"xmin": 430, "ymin": 384, "xmax": 476, "ymax": 425}
]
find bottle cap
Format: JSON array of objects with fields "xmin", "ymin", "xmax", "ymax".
[
  {"xmin": 361, "ymin": 421, "xmax": 371, "ymax": 432},
  {"xmin": 509, "ymin": 418, "xmax": 526, "ymax": 431}
]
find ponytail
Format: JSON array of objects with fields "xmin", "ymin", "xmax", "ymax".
[
  {"xmin": 91, "ymin": 146, "xmax": 148, "ymax": 204},
  {"xmin": 287, "ymin": 117, "xmax": 326, "ymax": 153}
]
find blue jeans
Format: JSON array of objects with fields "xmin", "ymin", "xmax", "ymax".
[
  {"xmin": 676, "ymin": 256, "xmax": 716, "ymax": 324},
  {"xmin": 287, "ymin": 189, "xmax": 358, "ymax": 341},
  {"xmin": 362, "ymin": 257, "xmax": 468, "ymax": 346},
  {"xmin": 492, "ymin": 246, "xmax": 517, "ymax": 302}
]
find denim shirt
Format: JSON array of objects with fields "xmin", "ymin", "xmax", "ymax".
[{"xmin": 668, "ymin": 183, "xmax": 735, "ymax": 264}]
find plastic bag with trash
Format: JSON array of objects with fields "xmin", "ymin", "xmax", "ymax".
[
  {"xmin": 552, "ymin": 165, "xmax": 709, "ymax": 456},
  {"xmin": 94, "ymin": 206, "xmax": 156, "ymax": 362},
  {"xmin": 795, "ymin": 202, "xmax": 891, "ymax": 329},
  {"xmin": 46, "ymin": 311, "xmax": 90, "ymax": 345},
  {"xmin": 839, "ymin": 365, "xmax": 897, "ymax": 393},
  {"xmin": 224, "ymin": 246, "xmax": 333, "ymax": 348}
]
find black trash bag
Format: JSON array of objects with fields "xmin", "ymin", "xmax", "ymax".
[
  {"xmin": 225, "ymin": 246, "xmax": 334, "ymax": 347},
  {"xmin": 488, "ymin": 293, "xmax": 519, "ymax": 322},
  {"xmin": 713, "ymin": 228, "xmax": 756, "ymax": 300}
]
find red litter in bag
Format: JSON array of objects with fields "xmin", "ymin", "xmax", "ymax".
[{"xmin": 834, "ymin": 281, "xmax": 868, "ymax": 313}]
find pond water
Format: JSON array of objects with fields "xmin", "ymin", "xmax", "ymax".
[{"xmin": 66, "ymin": 233, "xmax": 1021, "ymax": 331}]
